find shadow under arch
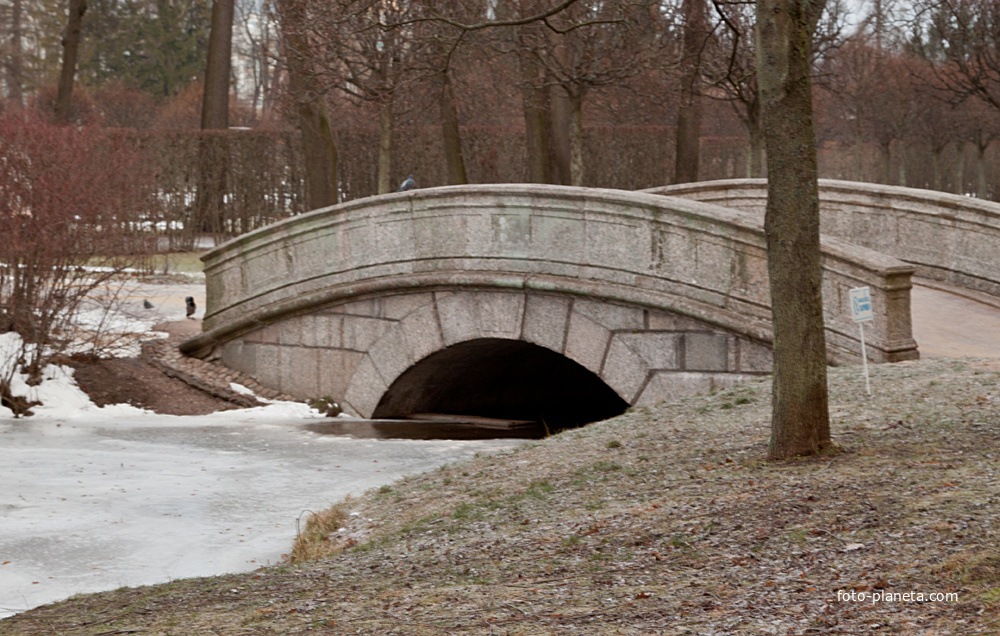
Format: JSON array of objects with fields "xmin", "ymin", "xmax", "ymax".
[{"xmin": 371, "ymin": 338, "xmax": 629, "ymax": 430}]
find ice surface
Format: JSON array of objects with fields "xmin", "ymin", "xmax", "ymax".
[{"xmin": 0, "ymin": 407, "xmax": 521, "ymax": 618}]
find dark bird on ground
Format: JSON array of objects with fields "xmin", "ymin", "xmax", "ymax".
[
  {"xmin": 186, "ymin": 296, "xmax": 196, "ymax": 319},
  {"xmin": 397, "ymin": 174, "xmax": 416, "ymax": 192},
  {"xmin": 143, "ymin": 300, "xmax": 154, "ymax": 309}
]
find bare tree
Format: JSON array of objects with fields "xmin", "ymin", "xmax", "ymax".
[
  {"xmin": 756, "ymin": 0, "xmax": 831, "ymax": 459},
  {"xmin": 674, "ymin": 0, "xmax": 708, "ymax": 183},
  {"xmin": 509, "ymin": 0, "xmax": 666, "ymax": 185},
  {"xmin": 201, "ymin": 0, "xmax": 235, "ymax": 130},
  {"xmin": 54, "ymin": 0, "xmax": 87, "ymax": 124}
]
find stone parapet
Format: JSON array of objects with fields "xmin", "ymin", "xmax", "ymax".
[{"xmin": 647, "ymin": 179, "xmax": 1000, "ymax": 300}]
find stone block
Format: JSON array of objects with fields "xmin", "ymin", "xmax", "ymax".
[
  {"xmin": 737, "ymin": 339, "xmax": 773, "ymax": 373},
  {"xmin": 341, "ymin": 315, "xmax": 393, "ymax": 351},
  {"xmin": 343, "ymin": 355, "xmax": 389, "ymax": 418},
  {"xmin": 634, "ymin": 371, "xmax": 713, "ymax": 406},
  {"xmin": 382, "ymin": 292, "xmax": 435, "ymax": 320},
  {"xmin": 523, "ymin": 294, "xmax": 571, "ymax": 353},
  {"xmin": 253, "ymin": 344, "xmax": 282, "ymax": 390},
  {"xmin": 244, "ymin": 323, "xmax": 280, "ymax": 345},
  {"xmin": 710, "ymin": 373, "xmax": 756, "ymax": 392},
  {"xmin": 564, "ymin": 312, "xmax": 611, "ymax": 375},
  {"xmin": 316, "ymin": 349, "xmax": 365, "ymax": 400},
  {"xmin": 221, "ymin": 340, "xmax": 255, "ymax": 378},
  {"xmin": 573, "ymin": 298, "xmax": 644, "ymax": 330},
  {"xmin": 613, "ymin": 332, "xmax": 681, "ymax": 369},
  {"xmin": 400, "ymin": 303, "xmax": 444, "ymax": 363},
  {"xmin": 684, "ymin": 333, "xmax": 728, "ymax": 371},
  {"xmin": 475, "ymin": 292, "xmax": 524, "ymax": 339},
  {"xmin": 601, "ymin": 337, "xmax": 650, "ymax": 403},
  {"xmin": 367, "ymin": 326, "xmax": 411, "ymax": 386},
  {"xmin": 279, "ymin": 348, "xmax": 320, "ymax": 399},
  {"xmin": 436, "ymin": 292, "xmax": 479, "ymax": 345}
]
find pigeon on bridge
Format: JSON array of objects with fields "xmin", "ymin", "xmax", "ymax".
[
  {"xmin": 397, "ymin": 174, "xmax": 416, "ymax": 192},
  {"xmin": 186, "ymin": 296, "xmax": 196, "ymax": 319}
]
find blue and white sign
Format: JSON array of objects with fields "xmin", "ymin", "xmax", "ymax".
[{"xmin": 849, "ymin": 286, "xmax": 874, "ymax": 323}]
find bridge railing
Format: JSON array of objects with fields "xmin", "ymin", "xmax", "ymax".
[
  {"xmin": 646, "ymin": 179, "xmax": 1000, "ymax": 300},
  {"xmin": 185, "ymin": 184, "xmax": 917, "ymax": 364}
]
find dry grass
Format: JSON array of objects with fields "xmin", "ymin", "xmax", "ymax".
[
  {"xmin": 290, "ymin": 505, "xmax": 349, "ymax": 563},
  {"xmin": 3, "ymin": 357, "xmax": 1000, "ymax": 634}
]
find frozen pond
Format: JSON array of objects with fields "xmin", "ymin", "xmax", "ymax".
[{"xmin": 0, "ymin": 409, "xmax": 523, "ymax": 618}]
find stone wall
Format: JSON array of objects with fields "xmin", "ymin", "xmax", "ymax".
[
  {"xmin": 647, "ymin": 179, "xmax": 1000, "ymax": 299},
  {"xmin": 214, "ymin": 289, "xmax": 775, "ymax": 416}
]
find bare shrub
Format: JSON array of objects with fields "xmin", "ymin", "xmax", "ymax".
[{"xmin": 0, "ymin": 114, "xmax": 156, "ymax": 414}]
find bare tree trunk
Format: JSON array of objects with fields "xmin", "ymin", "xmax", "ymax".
[
  {"xmin": 897, "ymin": 140, "xmax": 906, "ymax": 187},
  {"xmin": 295, "ymin": 93, "xmax": 338, "ymax": 209},
  {"xmin": 54, "ymin": 0, "xmax": 87, "ymax": 125},
  {"xmin": 756, "ymin": 0, "xmax": 830, "ymax": 460},
  {"xmin": 879, "ymin": 142, "xmax": 891, "ymax": 184},
  {"xmin": 853, "ymin": 119, "xmax": 864, "ymax": 181},
  {"xmin": 201, "ymin": 0, "xmax": 234, "ymax": 129},
  {"xmin": 568, "ymin": 89, "xmax": 585, "ymax": 186},
  {"xmin": 440, "ymin": 70, "xmax": 467, "ymax": 185},
  {"xmin": 747, "ymin": 113, "xmax": 764, "ymax": 178},
  {"xmin": 977, "ymin": 141, "xmax": 987, "ymax": 199},
  {"xmin": 279, "ymin": 0, "xmax": 337, "ymax": 210},
  {"xmin": 519, "ymin": 53, "xmax": 551, "ymax": 184},
  {"xmin": 377, "ymin": 100, "xmax": 394, "ymax": 195},
  {"xmin": 7, "ymin": 0, "xmax": 23, "ymax": 107},
  {"xmin": 955, "ymin": 140, "xmax": 966, "ymax": 195},
  {"xmin": 549, "ymin": 83, "xmax": 572, "ymax": 185},
  {"xmin": 932, "ymin": 148, "xmax": 942, "ymax": 191},
  {"xmin": 674, "ymin": 0, "xmax": 706, "ymax": 184}
]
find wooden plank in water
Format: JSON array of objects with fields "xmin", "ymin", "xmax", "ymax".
[{"xmin": 405, "ymin": 413, "xmax": 538, "ymax": 429}]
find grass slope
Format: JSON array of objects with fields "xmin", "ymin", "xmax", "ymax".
[{"xmin": 3, "ymin": 358, "xmax": 999, "ymax": 635}]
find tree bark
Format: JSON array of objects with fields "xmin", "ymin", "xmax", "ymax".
[
  {"xmin": 278, "ymin": 0, "xmax": 338, "ymax": 210},
  {"xmin": 854, "ymin": 121, "xmax": 864, "ymax": 182},
  {"xmin": 976, "ymin": 141, "xmax": 987, "ymax": 199},
  {"xmin": 377, "ymin": 100, "xmax": 394, "ymax": 195},
  {"xmin": 747, "ymin": 107, "xmax": 764, "ymax": 178},
  {"xmin": 549, "ymin": 83, "xmax": 572, "ymax": 185},
  {"xmin": 568, "ymin": 89, "xmax": 585, "ymax": 186},
  {"xmin": 756, "ymin": 0, "xmax": 830, "ymax": 459},
  {"xmin": 955, "ymin": 140, "xmax": 966, "ymax": 195},
  {"xmin": 440, "ymin": 70, "xmax": 467, "ymax": 185},
  {"xmin": 674, "ymin": 0, "xmax": 706, "ymax": 184},
  {"xmin": 519, "ymin": 53, "xmax": 551, "ymax": 184},
  {"xmin": 54, "ymin": 0, "xmax": 87, "ymax": 125},
  {"xmin": 201, "ymin": 0, "xmax": 235, "ymax": 130},
  {"xmin": 7, "ymin": 0, "xmax": 23, "ymax": 107},
  {"xmin": 897, "ymin": 140, "xmax": 906, "ymax": 187},
  {"xmin": 879, "ymin": 142, "xmax": 890, "ymax": 184}
]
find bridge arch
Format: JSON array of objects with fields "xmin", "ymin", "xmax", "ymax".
[{"xmin": 181, "ymin": 184, "xmax": 919, "ymax": 416}]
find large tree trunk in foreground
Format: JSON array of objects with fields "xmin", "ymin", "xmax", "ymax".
[
  {"xmin": 674, "ymin": 0, "xmax": 706, "ymax": 184},
  {"xmin": 54, "ymin": 0, "xmax": 87, "ymax": 125},
  {"xmin": 756, "ymin": 0, "xmax": 830, "ymax": 459}
]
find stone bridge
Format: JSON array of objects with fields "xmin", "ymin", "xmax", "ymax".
[
  {"xmin": 180, "ymin": 184, "xmax": 917, "ymax": 425},
  {"xmin": 647, "ymin": 179, "xmax": 1000, "ymax": 299}
]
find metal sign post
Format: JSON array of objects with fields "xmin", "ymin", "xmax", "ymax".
[{"xmin": 849, "ymin": 286, "xmax": 874, "ymax": 396}]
